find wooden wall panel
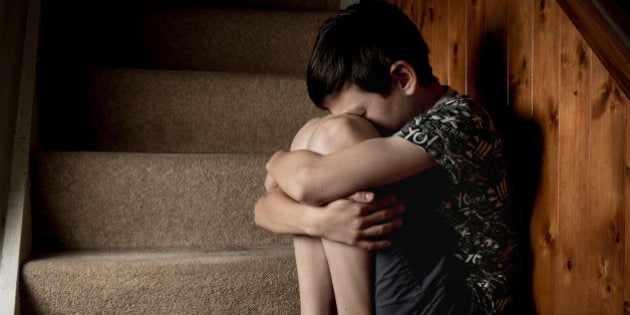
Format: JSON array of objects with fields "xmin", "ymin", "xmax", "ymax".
[
  {"xmin": 626, "ymin": 72, "xmax": 630, "ymax": 315},
  {"xmin": 507, "ymin": 0, "xmax": 533, "ymax": 118},
  {"xmin": 447, "ymin": 0, "xmax": 466, "ymax": 92},
  {"xmin": 387, "ymin": 0, "xmax": 629, "ymax": 313},
  {"xmin": 485, "ymin": 0, "xmax": 507, "ymax": 109},
  {"xmin": 589, "ymin": 55, "xmax": 626, "ymax": 314},
  {"xmin": 430, "ymin": 0, "xmax": 448, "ymax": 83},
  {"xmin": 556, "ymin": 12, "xmax": 591, "ymax": 313},
  {"xmin": 531, "ymin": 1, "xmax": 561, "ymax": 313},
  {"xmin": 465, "ymin": 0, "xmax": 485, "ymax": 101}
]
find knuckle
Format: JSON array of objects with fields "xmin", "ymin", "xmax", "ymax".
[
  {"xmin": 349, "ymin": 230, "xmax": 360, "ymax": 240},
  {"xmin": 376, "ymin": 226, "xmax": 386, "ymax": 234},
  {"xmin": 380, "ymin": 210, "xmax": 392, "ymax": 220}
]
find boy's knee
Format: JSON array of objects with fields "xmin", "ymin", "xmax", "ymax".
[{"xmin": 308, "ymin": 114, "xmax": 380, "ymax": 154}]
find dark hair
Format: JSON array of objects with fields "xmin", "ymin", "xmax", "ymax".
[{"xmin": 307, "ymin": 0, "xmax": 435, "ymax": 108}]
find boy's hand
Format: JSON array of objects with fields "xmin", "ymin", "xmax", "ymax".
[{"xmin": 311, "ymin": 193, "xmax": 404, "ymax": 251}]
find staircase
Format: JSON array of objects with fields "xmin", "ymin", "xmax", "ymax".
[{"xmin": 21, "ymin": 1, "xmax": 334, "ymax": 313}]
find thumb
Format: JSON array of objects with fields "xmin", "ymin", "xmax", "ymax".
[{"xmin": 347, "ymin": 191, "xmax": 374, "ymax": 203}]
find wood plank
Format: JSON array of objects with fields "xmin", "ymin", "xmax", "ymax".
[
  {"xmin": 447, "ymin": 0, "xmax": 466, "ymax": 92},
  {"xmin": 589, "ymin": 49, "xmax": 626, "ymax": 315},
  {"xmin": 416, "ymin": 0, "xmax": 433, "ymax": 53},
  {"xmin": 555, "ymin": 12, "xmax": 591, "ymax": 315},
  {"xmin": 555, "ymin": 0, "xmax": 630, "ymax": 99},
  {"xmin": 507, "ymin": 0, "xmax": 533, "ymax": 119},
  {"xmin": 430, "ymin": 0, "xmax": 449, "ymax": 85},
  {"xmin": 627, "ymin": 51, "xmax": 630, "ymax": 313},
  {"xmin": 465, "ymin": 0, "xmax": 485, "ymax": 101},
  {"xmin": 531, "ymin": 0, "xmax": 561, "ymax": 313},
  {"xmin": 484, "ymin": 0, "xmax": 508, "ymax": 108}
]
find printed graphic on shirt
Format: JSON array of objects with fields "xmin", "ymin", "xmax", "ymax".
[{"xmin": 395, "ymin": 87, "xmax": 516, "ymax": 314}]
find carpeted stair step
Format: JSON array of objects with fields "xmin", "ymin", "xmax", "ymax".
[
  {"xmin": 30, "ymin": 151, "xmax": 290, "ymax": 251},
  {"xmin": 38, "ymin": 67, "xmax": 322, "ymax": 153},
  {"xmin": 21, "ymin": 245, "xmax": 298, "ymax": 314},
  {"xmin": 41, "ymin": 5, "xmax": 331, "ymax": 74}
]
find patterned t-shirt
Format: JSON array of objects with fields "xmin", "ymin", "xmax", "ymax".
[{"xmin": 395, "ymin": 86, "xmax": 516, "ymax": 314}]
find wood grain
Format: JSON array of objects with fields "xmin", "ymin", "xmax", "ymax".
[
  {"xmin": 465, "ymin": 0, "xmax": 485, "ymax": 101},
  {"xmin": 416, "ymin": 0, "xmax": 433, "ymax": 54},
  {"xmin": 555, "ymin": 0, "xmax": 630, "ymax": 100},
  {"xmin": 626, "ymin": 65, "xmax": 630, "ymax": 314},
  {"xmin": 556, "ymin": 12, "xmax": 591, "ymax": 314},
  {"xmin": 389, "ymin": 1, "xmax": 628, "ymax": 312},
  {"xmin": 430, "ymin": 0, "xmax": 449, "ymax": 84},
  {"xmin": 589, "ymin": 53, "xmax": 626, "ymax": 315},
  {"xmin": 507, "ymin": 0, "xmax": 533, "ymax": 118},
  {"xmin": 484, "ymin": 0, "xmax": 507, "ymax": 109},
  {"xmin": 531, "ymin": 0, "xmax": 561, "ymax": 313},
  {"xmin": 447, "ymin": 0, "xmax": 466, "ymax": 92}
]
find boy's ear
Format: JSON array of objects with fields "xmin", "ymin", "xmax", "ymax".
[{"xmin": 390, "ymin": 61, "xmax": 417, "ymax": 96}]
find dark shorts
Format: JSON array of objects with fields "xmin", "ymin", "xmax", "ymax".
[
  {"xmin": 372, "ymin": 164, "xmax": 479, "ymax": 314},
  {"xmin": 373, "ymin": 243, "xmax": 478, "ymax": 315}
]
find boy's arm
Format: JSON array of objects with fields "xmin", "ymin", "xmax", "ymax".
[
  {"xmin": 267, "ymin": 136, "xmax": 436, "ymax": 205},
  {"xmin": 254, "ymin": 188, "xmax": 404, "ymax": 250}
]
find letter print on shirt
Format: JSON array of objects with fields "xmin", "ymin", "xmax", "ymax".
[{"xmin": 395, "ymin": 87, "xmax": 516, "ymax": 314}]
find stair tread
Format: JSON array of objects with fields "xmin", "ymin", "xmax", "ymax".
[
  {"xmin": 31, "ymin": 151, "xmax": 290, "ymax": 251},
  {"xmin": 21, "ymin": 245, "xmax": 298, "ymax": 314},
  {"xmin": 38, "ymin": 67, "xmax": 323, "ymax": 153},
  {"xmin": 25, "ymin": 244, "xmax": 294, "ymax": 264}
]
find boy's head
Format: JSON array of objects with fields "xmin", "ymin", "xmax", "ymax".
[{"xmin": 307, "ymin": 0, "xmax": 436, "ymax": 109}]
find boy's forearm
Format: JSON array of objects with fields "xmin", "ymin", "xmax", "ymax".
[
  {"xmin": 267, "ymin": 137, "xmax": 436, "ymax": 206},
  {"xmin": 266, "ymin": 150, "xmax": 326, "ymax": 205},
  {"xmin": 254, "ymin": 189, "xmax": 319, "ymax": 236}
]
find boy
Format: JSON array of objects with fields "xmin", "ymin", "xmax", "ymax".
[{"xmin": 254, "ymin": 1, "xmax": 515, "ymax": 314}]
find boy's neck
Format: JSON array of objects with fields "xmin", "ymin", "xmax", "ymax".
[{"xmin": 413, "ymin": 81, "xmax": 445, "ymax": 116}]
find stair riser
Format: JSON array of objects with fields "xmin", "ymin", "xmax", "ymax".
[
  {"xmin": 31, "ymin": 152, "xmax": 290, "ymax": 250},
  {"xmin": 42, "ymin": 5, "xmax": 330, "ymax": 74},
  {"xmin": 38, "ymin": 68, "xmax": 323, "ymax": 153}
]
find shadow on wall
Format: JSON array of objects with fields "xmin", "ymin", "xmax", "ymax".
[{"xmin": 474, "ymin": 33, "xmax": 542, "ymax": 314}]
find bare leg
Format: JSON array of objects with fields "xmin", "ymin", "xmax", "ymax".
[
  {"xmin": 305, "ymin": 115, "xmax": 381, "ymax": 315},
  {"xmin": 321, "ymin": 238, "xmax": 374, "ymax": 314},
  {"xmin": 290, "ymin": 119, "xmax": 336, "ymax": 315},
  {"xmin": 293, "ymin": 235, "xmax": 337, "ymax": 315}
]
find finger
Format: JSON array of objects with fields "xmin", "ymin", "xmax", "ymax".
[
  {"xmin": 361, "ymin": 196, "xmax": 399, "ymax": 214},
  {"xmin": 356, "ymin": 239, "xmax": 391, "ymax": 251},
  {"xmin": 347, "ymin": 191, "xmax": 374, "ymax": 203},
  {"xmin": 360, "ymin": 205, "xmax": 405, "ymax": 227},
  {"xmin": 360, "ymin": 219, "xmax": 403, "ymax": 237}
]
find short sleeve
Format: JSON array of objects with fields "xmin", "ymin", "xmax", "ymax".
[{"xmin": 395, "ymin": 96, "xmax": 499, "ymax": 185}]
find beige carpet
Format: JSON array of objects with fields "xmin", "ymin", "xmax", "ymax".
[{"xmin": 22, "ymin": 1, "xmax": 334, "ymax": 313}]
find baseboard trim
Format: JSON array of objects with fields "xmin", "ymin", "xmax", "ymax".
[{"xmin": 0, "ymin": 0, "xmax": 40, "ymax": 313}]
